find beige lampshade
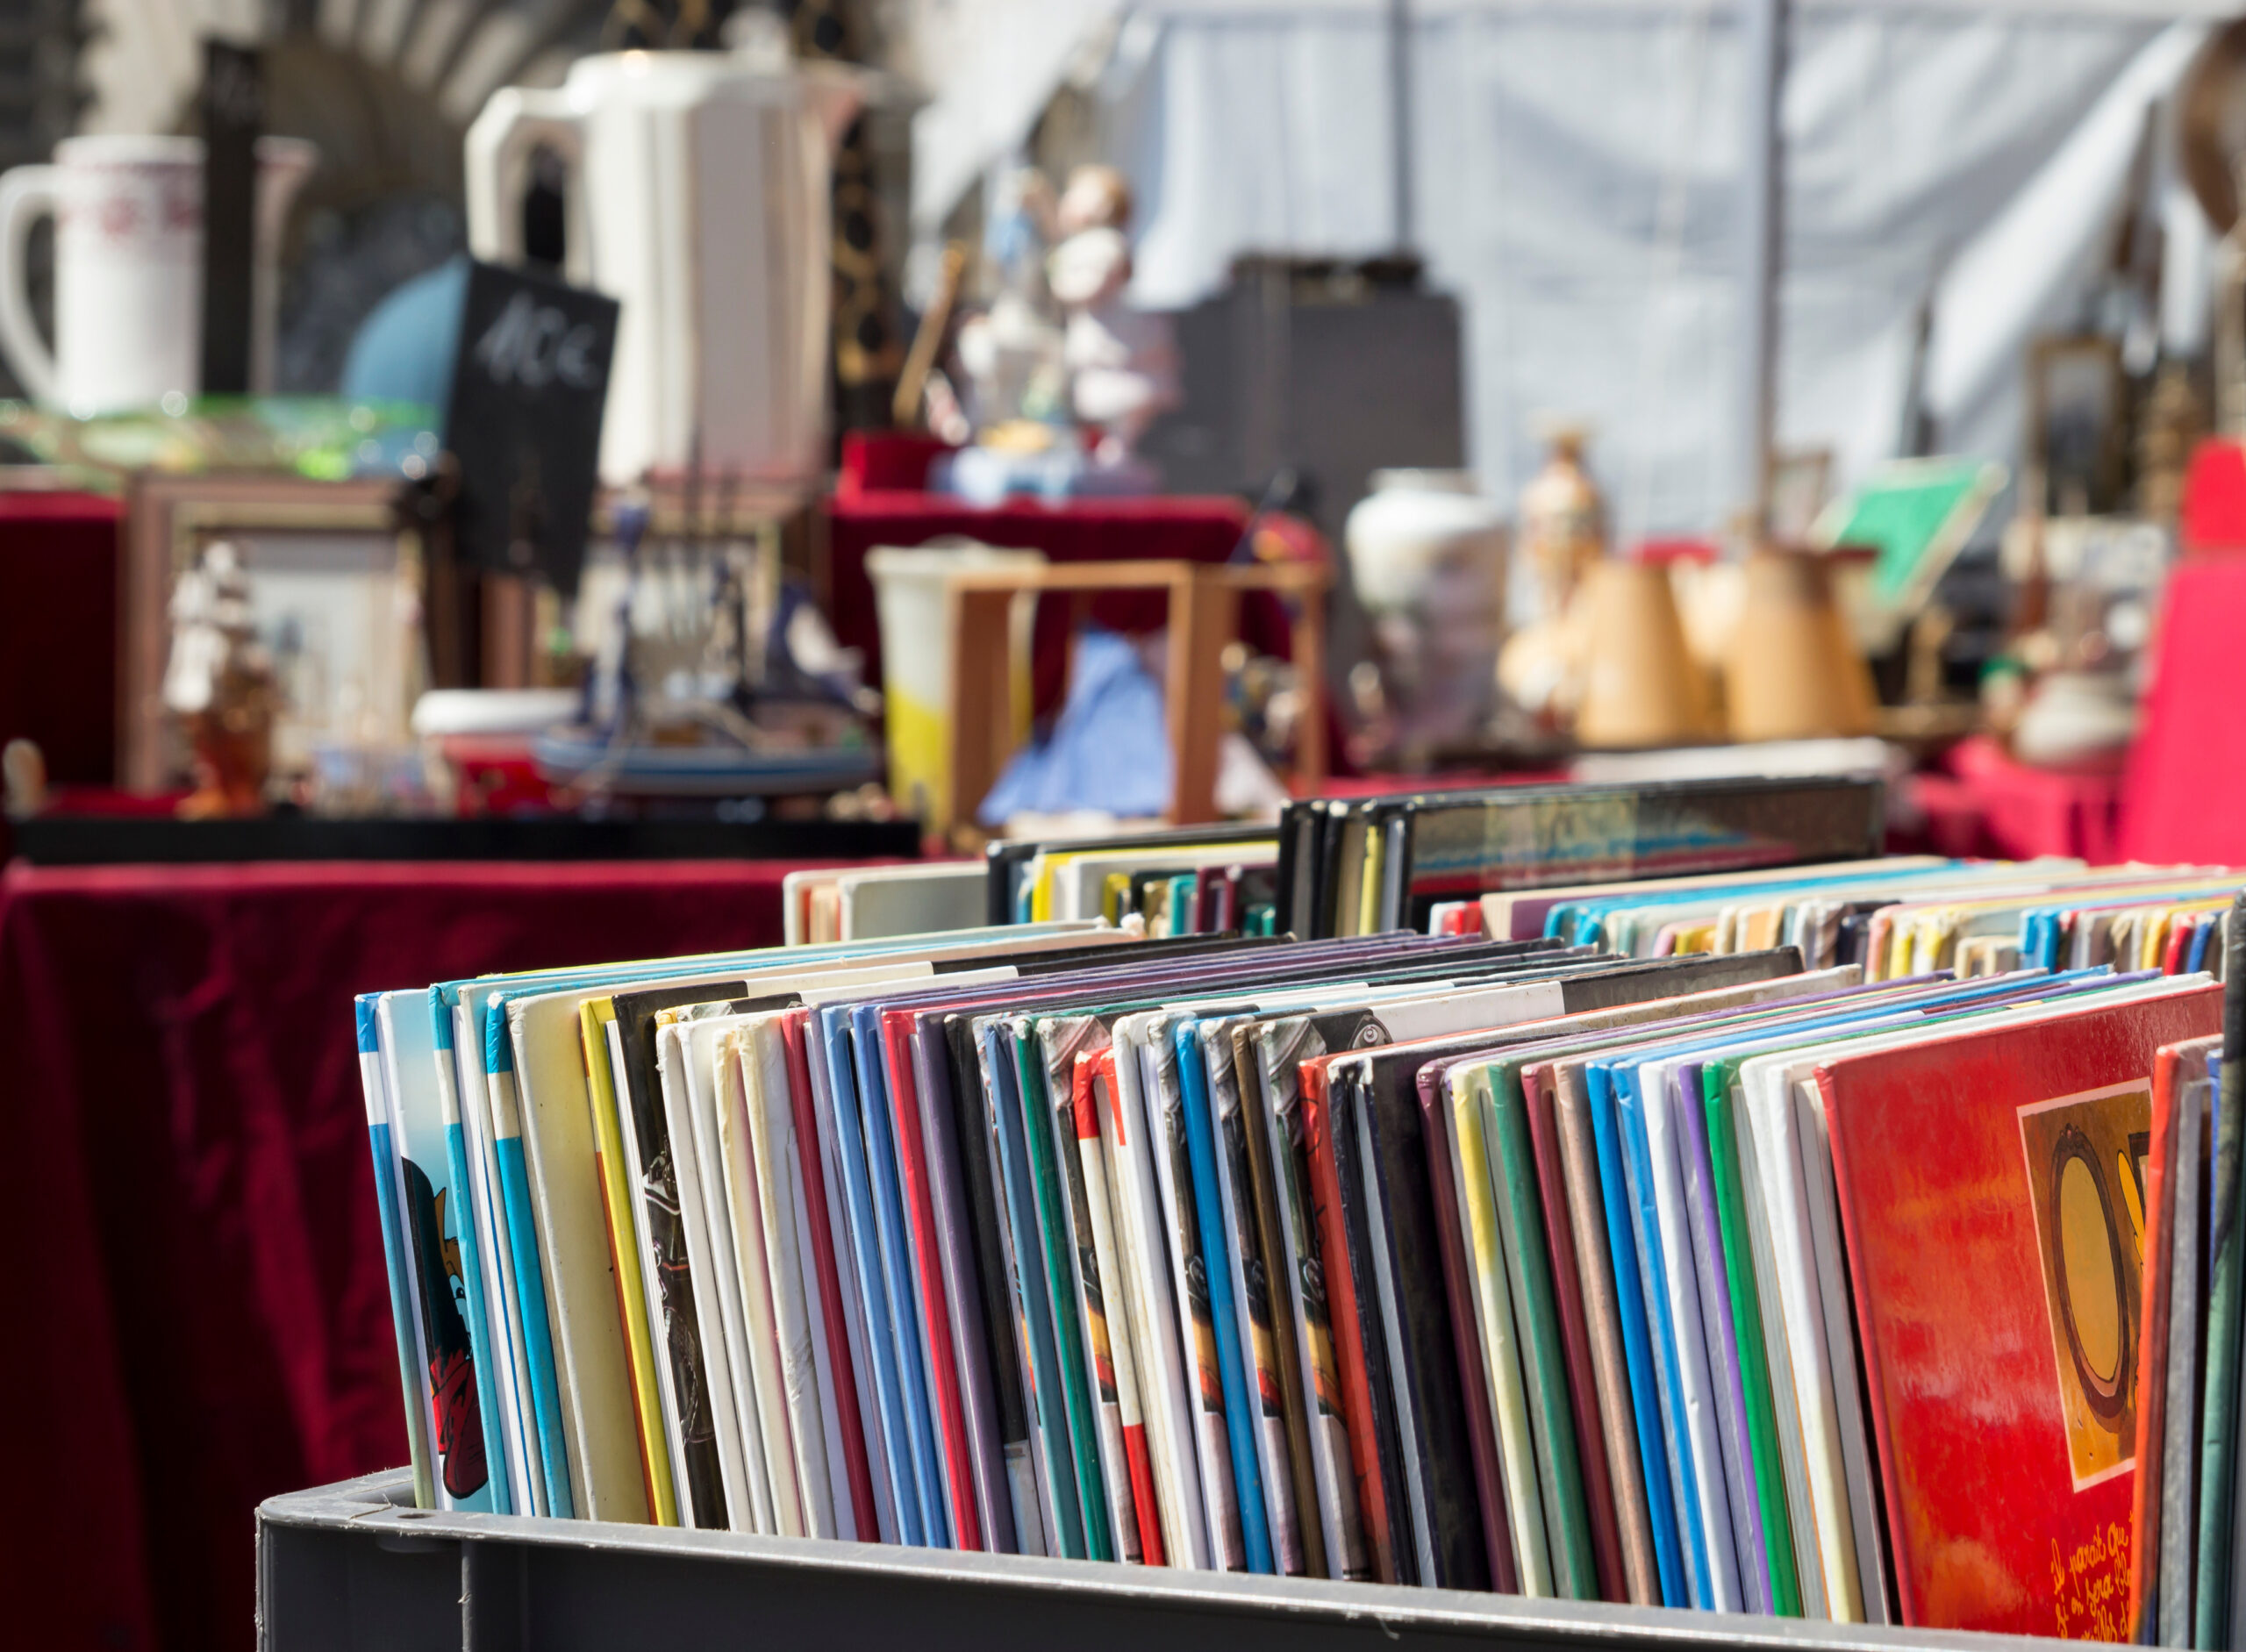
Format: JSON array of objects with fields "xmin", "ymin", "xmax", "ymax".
[
  {"xmin": 1724, "ymin": 548, "xmax": 1877, "ymax": 742},
  {"xmin": 1576, "ymin": 560, "xmax": 1716, "ymax": 747}
]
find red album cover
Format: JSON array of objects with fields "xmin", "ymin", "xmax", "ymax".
[{"xmin": 1817, "ymin": 987, "xmax": 2221, "ymax": 1639}]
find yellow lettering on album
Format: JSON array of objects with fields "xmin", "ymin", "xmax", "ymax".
[{"xmin": 2049, "ymin": 1523, "xmax": 2131, "ymax": 1641}]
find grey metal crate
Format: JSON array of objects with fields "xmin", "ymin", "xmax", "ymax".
[{"xmin": 257, "ymin": 1470, "xmax": 2051, "ymax": 1652}]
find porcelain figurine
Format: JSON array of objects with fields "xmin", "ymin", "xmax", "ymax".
[
  {"xmin": 1047, "ymin": 165, "xmax": 1179, "ymax": 465},
  {"xmin": 164, "ymin": 539, "xmax": 278, "ymax": 818}
]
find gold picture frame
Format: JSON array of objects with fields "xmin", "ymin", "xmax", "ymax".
[{"xmin": 121, "ymin": 472, "xmax": 418, "ymax": 792}]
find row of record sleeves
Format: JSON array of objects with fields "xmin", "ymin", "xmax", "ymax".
[{"xmin": 355, "ymin": 797, "xmax": 2246, "ymax": 1640}]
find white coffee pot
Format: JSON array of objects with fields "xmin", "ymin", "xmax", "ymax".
[
  {"xmin": 465, "ymin": 48, "xmax": 863, "ymax": 488},
  {"xmin": 0, "ymin": 134, "xmax": 317, "ymax": 413}
]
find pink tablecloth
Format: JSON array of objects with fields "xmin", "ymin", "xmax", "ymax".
[{"xmin": 0, "ymin": 859, "xmax": 839, "ymax": 1652}]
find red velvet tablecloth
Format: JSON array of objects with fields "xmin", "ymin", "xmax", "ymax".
[
  {"xmin": 1901, "ymin": 734, "xmax": 2122, "ymax": 863},
  {"xmin": 0, "ymin": 858, "xmax": 842, "ymax": 1652}
]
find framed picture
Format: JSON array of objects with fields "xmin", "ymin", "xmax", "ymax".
[
  {"xmin": 2028, "ymin": 334, "xmax": 2127, "ymax": 516},
  {"xmin": 122, "ymin": 472, "xmax": 419, "ymax": 792}
]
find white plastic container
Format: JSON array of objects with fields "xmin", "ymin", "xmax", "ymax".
[{"xmin": 866, "ymin": 542, "xmax": 1046, "ymax": 826}]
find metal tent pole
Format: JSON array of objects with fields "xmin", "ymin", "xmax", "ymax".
[{"xmin": 1736, "ymin": 0, "xmax": 1788, "ymax": 536}]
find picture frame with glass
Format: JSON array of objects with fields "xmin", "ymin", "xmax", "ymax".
[{"xmin": 120, "ymin": 472, "xmax": 420, "ymax": 793}]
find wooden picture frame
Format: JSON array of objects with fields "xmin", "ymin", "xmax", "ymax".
[
  {"xmin": 2028, "ymin": 334, "xmax": 2127, "ymax": 517},
  {"xmin": 121, "ymin": 472, "xmax": 416, "ymax": 792}
]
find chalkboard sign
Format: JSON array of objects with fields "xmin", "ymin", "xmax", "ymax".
[{"xmin": 443, "ymin": 258, "xmax": 619, "ymax": 595}]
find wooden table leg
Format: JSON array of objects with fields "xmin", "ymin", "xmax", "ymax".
[{"xmin": 1167, "ymin": 569, "xmax": 1238, "ymax": 826}]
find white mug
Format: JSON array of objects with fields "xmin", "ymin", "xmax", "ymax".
[{"xmin": 0, "ymin": 133, "xmax": 316, "ymax": 414}]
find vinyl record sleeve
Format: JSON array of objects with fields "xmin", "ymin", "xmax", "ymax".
[
  {"xmin": 576, "ymin": 998, "xmax": 675, "ymax": 1524},
  {"xmin": 444, "ymin": 990, "xmax": 541, "ymax": 1511},
  {"xmin": 1192, "ymin": 1017, "xmax": 1306, "ymax": 1573},
  {"xmin": 1230, "ymin": 1018, "xmax": 1339, "ymax": 1577},
  {"xmin": 869, "ymin": 1003, "xmax": 983, "ymax": 1548},
  {"xmin": 1036, "ymin": 1016, "xmax": 1142, "ymax": 1563},
  {"xmin": 1250, "ymin": 1015, "xmax": 1374, "ymax": 1581},
  {"xmin": 612, "ymin": 981, "xmax": 756, "ymax": 1529},
  {"xmin": 357, "ymin": 996, "xmax": 439, "ymax": 1512},
  {"xmin": 1348, "ymin": 1061, "xmax": 1493, "ymax": 1590},
  {"xmin": 1431, "ymin": 1055, "xmax": 1546, "ymax": 1593},
  {"xmin": 936, "ymin": 1008, "xmax": 1037, "ymax": 1549},
  {"xmin": 1122, "ymin": 1006, "xmax": 1246, "ymax": 1571},
  {"xmin": 375, "ymin": 991, "xmax": 502, "ymax": 1515},
  {"xmin": 845, "ymin": 1003, "xmax": 955, "ymax": 1545},
  {"xmin": 1521, "ymin": 1059, "xmax": 1644, "ymax": 1602},
  {"xmin": 1819, "ymin": 987, "xmax": 2221, "ymax": 1634},
  {"xmin": 1477, "ymin": 1059, "xmax": 1603, "ymax": 1598},
  {"xmin": 740, "ymin": 1009, "xmax": 845, "ymax": 1535},
  {"xmin": 2162, "ymin": 1069, "xmax": 2213, "ymax": 1646},
  {"xmin": 976, "ymin": 1014, "xmax": 1084, "ymax": 1556},
  {"xmin": 1004, "ymin": 1015, "xmax": 1114, "ymax": 1558},
  {"xmin": 1071, "ymin": 1051, "xmax": 1167, "ymax": 1564},
  {"xmin": 1091, "ymin": 1042, "xmax": 1209, "ymax": 1569},
  {"xmin": 902, "ymin": 1010, "xmax": 1013, "ymax": 1551},
  {"xmin": 656, "ymin": 1012, "xmax": 771, "ymax": 1534},
  {"xmin": 2202, "ymin": 901, "xmax": 2246, "ymax": 1644}
]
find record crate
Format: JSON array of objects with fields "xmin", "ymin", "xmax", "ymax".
[{"xmin": 258, "ymin": 1470, "xmax": 2029, "ymax": 1652}]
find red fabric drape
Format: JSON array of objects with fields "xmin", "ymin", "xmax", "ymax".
[{"xmin": 0, "ymin": 858, "xmax": 838, "ymax": 1652}]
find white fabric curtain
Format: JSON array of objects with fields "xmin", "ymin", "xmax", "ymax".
[{"xmin": 907, "ymin": 0, "xmax": 2235, "ymax": 544}]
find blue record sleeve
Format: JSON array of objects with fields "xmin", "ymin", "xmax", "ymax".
[
  {"xmin": 848, "ymin": 1002, "xmax": 955, "ymax": 1547},
  {"xmin": 1174, "ymin": 1014, "xmax": 1277, "ymax": 1573}
]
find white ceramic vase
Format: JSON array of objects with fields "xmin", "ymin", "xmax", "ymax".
[{"xmin": 1343, "ymin": 468, "xmax": 1506, "ymax": 756}]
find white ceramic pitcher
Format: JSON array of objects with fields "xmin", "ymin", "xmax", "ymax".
[
  {"xmin": 465, "ymin": 49, "xmax": 863, "ymax": 488},
  {"xmin": 0, "ymin": 134, "xmax": 317, "ymax": 412}
]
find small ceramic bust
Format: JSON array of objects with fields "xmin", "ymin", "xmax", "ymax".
[
  {"xmin": 1047, "ymin": 164, "xmax": 1179, "ymax": 464},
  {"xmin": 164, "ymin": 540, "xmax": 279, "ymax": 817}
]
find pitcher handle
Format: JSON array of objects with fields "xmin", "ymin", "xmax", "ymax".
[
  {"xmin": 0, "ymin": 165, "xmax": 60, "ymax": 404},
  {"xmin": 464, "ymin": 89, "xmax": 590, "ymax": 286}
]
